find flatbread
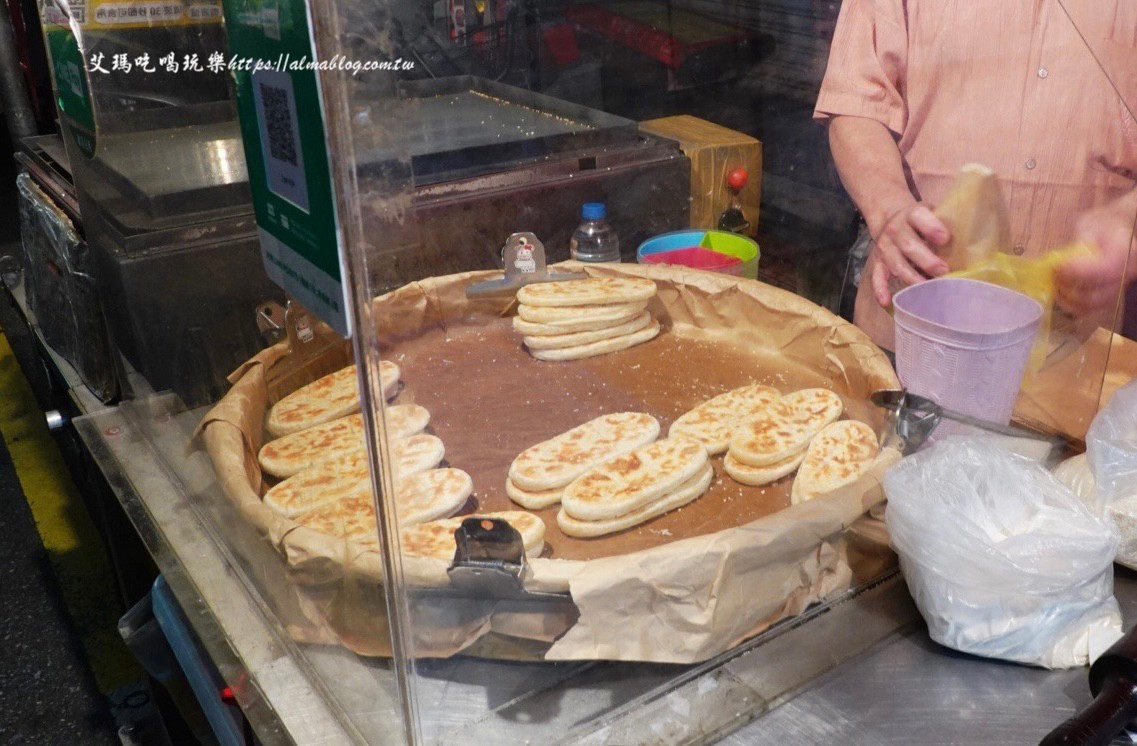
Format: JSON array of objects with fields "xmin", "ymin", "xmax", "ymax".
[
  {"xmin": 397, "ymin": 511, "xmax": 546, "ymax": 560},
  {"xmin": 394, "ymin": 467, "xmax": 474, "ymax": 524},
  {"xmin": 508, "ymin": 412, "xmax": 660, "ymax": 491},
  {"xmin": 530, "ymin": 318, "xmax": 661, "ymax": 362},
  {"xmin": 513, "ymin": 312, "xmax": 643, "ymax": 336},
  {"xmin": 517, "ymin": 300, "xmax": 649, "ymax": 324},
  {"xmin": 668, "ymin": 384, "xmax": 782, "ymax": 455},
  {"xmin": 516, "ymin": 276, "xmax": 657, "ymax": 307},
  {"xmin": 505, "ymin": 479, "xmax": 564, "ymax": 510},
  {"xmin": 259, "ymin": 414, "xmax": 364, "ymax": 479},
  {"xmin": 291, "ymin": 468, "xmax": 473, "ymax": 541},
  {"xmin": 729, "ymin": 388, "xmax": 844, "ymax": 467},
  {"xmin": 265, "ymin": 361, "xmax": 400, "ymax": 436},
  {"xmin": 292, "ymin": 495, "xmax": 379, "ymax": 541},
  {"xmin": 263, "ymin": 451, "xmax": 371, "ymax": 518},
  {"xmin": 791, "ymin": 420, "xmax": 880, "ymax": 504},
  {"xmin": 258, "ymin": 403, "xmax": 430, "ymax": 478},
  {"xmin": 723, "ymin": 449, "xmax": 806, "ymax": 487},
  {"xmin": 386, "ymin": 433, "xmax": 446, "ymax": 478},
  {"xmin": 522, "ymin": 312, "xmax": 652, "ymax": 350},
  {"xmin": 557, "ymin": 463, "xmax": 714, "ymax": 538},
  {"xmin": 560, "ymin": 436, "xmax": 708, "ymax": 521},
  {"xmin": 263, "ymin": 434, "xmax": 445, "ymax": 518}
]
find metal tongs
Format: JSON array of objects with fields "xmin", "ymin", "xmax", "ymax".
[{"xmin": 871, "ymin": 389, "xmax": 1066, "ymax": 455}]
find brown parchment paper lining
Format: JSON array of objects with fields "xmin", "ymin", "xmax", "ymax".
[{"xmin": 199, "ymin": 262, "xmax": 900, "ymax": 663}]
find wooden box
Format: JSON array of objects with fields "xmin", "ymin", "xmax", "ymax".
[{"xmin": 640, "ymin": 115, "xmax": 763, "ymax": 237}]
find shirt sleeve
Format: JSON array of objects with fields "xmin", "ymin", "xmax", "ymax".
[{"xmin": 813, "ymin": 0, "xmax": 909, "ymax": 137}]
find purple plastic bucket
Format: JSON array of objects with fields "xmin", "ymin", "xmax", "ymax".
[{"xmin": 892, "ymin": 278, "xmax": 1043, "ymax": 427}]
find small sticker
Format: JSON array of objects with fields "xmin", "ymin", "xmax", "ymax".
[{"xmin": 502, "ymin": 233, "xmax": 547, "ymax": 281}]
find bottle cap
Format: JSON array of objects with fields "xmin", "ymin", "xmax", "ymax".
[{"xmin": 581, "ymin": 202, "xmax": 606, "ymax": 220}]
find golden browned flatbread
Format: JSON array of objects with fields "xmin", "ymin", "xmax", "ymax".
[
  {"xmin": 387, "ymin": 433, "xmax": 446, "ymax": 478},
  {"xmin": 292, "ymin": 467, "xmax": 474, "ymax": 541},
  {"xmin": 557, "ymin": 462, "xmax": 713, "ymax": 538},
  {"xmin": 560, "ymin": 436, "xmax": 708, "ymax": 521},
  {"xmin": 518, "ymin": 301, "xmax": 649, "ymax": 324},
  {"xmin": 729, "ymin": 388, "xmax": 844, "ymax": 467},
  {"xmin": 258, "ymin": 403, "xmax": 430, "ymax": 478},
  {"xmin": 516, "ymin": 276, "xmax": 657, "ymax": 307},
  {"xmin": 394, "ymin": 467, "xmax": 474, "ymax": 524},
  {"xmin": 791, "ymin": 420, "xmax": 879, "ymax": 504},
  {"xmin": 396, "ymin": 511, "xmax": 546, "ymax": 560},
  {"xmin": 263, "ymin": 451, "xmax": 371, "ymax": 518},
  {"xmin": 265, "ymin": 361, "xmax": 400, "ymax": 437},
  {"xmin": 522, "ymin": 312, "xmax": 652, "ymax": 350},
  {"xmin": 292, "ymin": 495, "xmax": 378, "ymax": 541},
  {"xmin": 529, "ymin": 319, "xmax": 661, "ymax": 362},
  {"xmin": 505, "ymin": 479, "xmax": 564, "ymax": 510},
  {"xmin": 723, "ymin": 449, "xmax": 806, "ymax": 487},
  {"xmin": 668, "ymin": 384, "xmax": 782, "ymax": 455},
  {"xmin": 259, "ymin": 413, "xmax": 364, "ymax": 479},
  {"xmin": 263, "ymin": 434, "xmax": 445, "ymax": 518},
  {"xmin": 508, "ymin": 412, "xmax": 660, "ymax": 491}
]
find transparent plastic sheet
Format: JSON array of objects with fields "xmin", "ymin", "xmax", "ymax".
[
  {"xmin": 47, "ymin": 0, "xmax": 1135, "ymax": 741},
  {"xmin": 15, "ymin": 172, "xmax": 118, "ymax": 401},
  {"xmin": 1086, "ymin": 379, "xmax": 1137, "ymax": 510},
  {"xmin": 292, "ymin": 0, "xmax": 900, "ymax": 741},
  {"xmin": 885, "ymin": 438, "xmax": 1121, "ymax": 669}
]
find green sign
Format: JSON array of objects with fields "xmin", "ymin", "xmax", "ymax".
[
  {"xmin": 221, "ymin": 0, "xmax": 349, "ymax": 336},
  {"xmin": 44, "ymin": 26, "xmax": 98, "ymax": 158}
]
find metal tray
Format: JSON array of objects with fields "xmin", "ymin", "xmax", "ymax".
[{"xmin": 391, "ymin": 76, "xmax": 641, "ymax": 184}]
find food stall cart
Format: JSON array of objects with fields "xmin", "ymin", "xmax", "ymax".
[{"xmin": 9, "ymin": 0, "xmax": 1137, "ymax": 743}]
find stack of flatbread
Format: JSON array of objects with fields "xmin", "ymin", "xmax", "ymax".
[
  {"xmin": 506, "ymin": 412, "xmax": 660, "ymax": 509},
  {"xmin": 724, "ymin": 388, "xmax": 845, "ymax": 487},
  {"xmin": 258, "ymin": 403, "xmax": 431, "ymax": 478},
  {"xmin": 262, "ymin": 433, "xmax": 450, "ymax": 518},
  {"xmin": 513, "ymin": 277, "xmax": 661, "ymax": 361},
  {"xmin": 557, "ymin": 436, "xmax": 712, "ymax": 537},
  {"xmin": 257, "ymin": 362, "xmax": 479, "ymax": 549},
  {"xmin": 291, "ymin": 468, "xmax": 475, "ymax": 541}
]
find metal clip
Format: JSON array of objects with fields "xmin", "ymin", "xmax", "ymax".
[
  {"xmin": 447, "ymin": 517, "xmax": 528, "ymax": 597},
  {"xmin": 466, "ymin": 232, "xmax": 588, "ymax": 299}
]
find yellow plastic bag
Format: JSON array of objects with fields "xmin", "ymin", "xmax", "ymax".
[
  {"xmin": 949, "ymin": 244, "xmax": 1094, "ymax": 373},
  {"xmin": 935, "ymin": 164, "xmax": 1095, "ymax": 374}
]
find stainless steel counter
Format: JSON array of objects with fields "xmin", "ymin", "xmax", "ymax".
[{"xmin": 65, "ymin": 385, "xmax": 1137, "ymax": 745}]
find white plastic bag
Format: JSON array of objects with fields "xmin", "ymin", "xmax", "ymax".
[
  {"xmin": 885, "ymin": 438, "xmax": 1120, "ymax": 669},
  {"xmin": 1086, "ymin": 379, "xmax": 1137, "ymax": 511},
  {"xmin": 1058, "ymin": 378, "xmax": 1137, "ymax": 569}
]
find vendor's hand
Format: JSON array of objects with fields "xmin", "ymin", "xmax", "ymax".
[
  {"xmin": 869, "ymin": 202, "xmax": 951, "ymax": 308},
  {"xmin": 1056, "ymin": 194, "xmax": 1137, "ymax": 317}
]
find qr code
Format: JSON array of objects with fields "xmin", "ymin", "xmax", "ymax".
[{"xmin": 259, "ymin": 82, "xmax": 299, "ymax": 167}]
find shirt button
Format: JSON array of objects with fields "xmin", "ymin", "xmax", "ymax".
[
  {"xmin": 1025, "ymin": 158, "xmax": 1037, "ymax": 170},
  {"xmin": 1013, "ymin": 245, "xmax": 1025, "ymax": 255},
  {"xmin": 1038, "ymin": 67, "xmax": 1049, "ymax": 78}
]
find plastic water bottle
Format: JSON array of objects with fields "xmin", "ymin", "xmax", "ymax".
[{"xmin": 570, "ymin": 202, "xmax": 621, "ymax": 263}]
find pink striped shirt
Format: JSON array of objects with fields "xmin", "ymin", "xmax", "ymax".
[{"xmin": 814, "ymin": 0, "xmax": 1137, "ymax": 258}]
